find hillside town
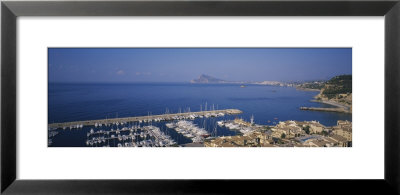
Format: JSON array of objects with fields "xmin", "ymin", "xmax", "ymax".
[{"xmin": 205, "ymin": 118, "xmax": 352, "ymax": 147}]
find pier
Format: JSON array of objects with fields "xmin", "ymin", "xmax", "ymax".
[
  {"xmin": 48, "ymin": 109, "xmax": 243, "ymax": 129},
  {"xmin": 300, "ymin": 107, "xmax": 350, "ymax": 113}
]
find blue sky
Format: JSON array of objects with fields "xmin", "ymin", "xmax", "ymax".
[{"xmin": 48, "ymin": 48, "xmax": 352, "ymax": 83}]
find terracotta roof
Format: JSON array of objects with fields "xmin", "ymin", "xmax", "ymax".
[{"xmin": 330, "ymin": 134, "xmax": 348, "ymax": 142}]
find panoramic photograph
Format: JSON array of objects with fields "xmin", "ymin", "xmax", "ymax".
[{"xmin": 48, "ymin": 48, "xmax": 352, "ymax": 147}]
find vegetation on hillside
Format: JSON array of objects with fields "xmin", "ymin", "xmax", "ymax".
[{"xmin": 321, "ymin": 75, "xmax": 352, "ymax": 99}]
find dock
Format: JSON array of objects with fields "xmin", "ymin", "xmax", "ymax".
[{"xmin": 48, "ymin": 109, "xmax": 243, "ymax": 129}]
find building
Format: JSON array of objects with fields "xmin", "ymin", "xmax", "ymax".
[
  {"xmin": 329, "ymin": 134, "xmax": 350, "ymax": 147},
  {"xmin": 275, "ymin": 120, "xmax": 322, "ymax": 137},
  {"xmin": 308, "ymin": 121, "xmax": 325, "ymax": 134},
  {"xmin": 204, "ymin": 131, "xmax": 275, "ymax": 147},
  {"xmin": 333, "ymin": 120, "xmax": 352, "ymax": 141}
]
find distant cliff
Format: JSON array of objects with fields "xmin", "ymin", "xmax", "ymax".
[
  {"xmin": 190, "ymin": 74, "xmax": 227, "ymax": 84},
  {"xmin": 190, "ymin": 74, "xmax": 289, "ymax": 86}
]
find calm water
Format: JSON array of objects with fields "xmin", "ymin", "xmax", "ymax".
[{"xmin": 49, "ymin": 83, "xmax": 351, "ymax": 147}]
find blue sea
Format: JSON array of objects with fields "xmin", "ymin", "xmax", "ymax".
[{"xmin": 48, "ymin": 83, "xmax": 352, "ymax": 147}]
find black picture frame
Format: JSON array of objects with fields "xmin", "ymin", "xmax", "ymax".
[{"xmin": 1, "ymin": 0, "xmax": 400, "ymax": 194}]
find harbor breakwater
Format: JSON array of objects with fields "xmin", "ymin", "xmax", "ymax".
[{"xmin": 49, "ymin": 109, "xmax": 243, "ymax": 129}]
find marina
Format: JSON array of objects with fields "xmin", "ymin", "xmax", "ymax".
[{"xmin": 85, "ymin": 125, "xmax": 176, "ymax": 147}]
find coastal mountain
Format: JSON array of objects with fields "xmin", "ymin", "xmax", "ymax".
[
  {"xmin": 321, "ymin": 75, "xmax": 352, "ymax": 99},
  {"xmin": 315, "ymin": 75, "xmax": 352, "ymax": 110},
  {"xmin": 297, "ymin": 75, "xmax": 352, "ymax": 98},
  {"xmin": 297, "ymin": 75, "xmax": 352, "ymax": 114},
  {"xmin": 190, "ymin": 74, "xmax": 227, "ymax": 84}
]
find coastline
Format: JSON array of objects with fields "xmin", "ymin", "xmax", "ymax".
[
  {"xmin": 311, "ymin": 99, "xmax": 351, "ymax": 110},
  {"xmin": 300, "ymin": 99, "xmax": 351, "ymax": 114},
  {"xmin": 295, "ymin": 87, "xmax": 321, "ymax": 92},
  {"xmin": 49, "ymin": 83, "xmax": 352, "ymax": 147},
  {"xmin": 298, "ymin": 87, "xmax": 352, "ymax": 114},
  {"xmin": 300, "ymin": 106, "xmax": 351, "ymax": 113}
]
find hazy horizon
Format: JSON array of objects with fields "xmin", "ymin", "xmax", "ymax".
[{"xmin": 49, "ymin": 48, "xmax": 352, "ymax": 83}]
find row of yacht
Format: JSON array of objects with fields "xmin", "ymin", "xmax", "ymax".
[
  {"xmin": 217, "ymin": 120, "xmax": 256, "ymax": 135},
  {"xmin": 166, "ymin": 120, "xmax": 210, "ymax": 143},
  {"xmin": 138, "ymin": 112, "xmax": 226, "ymax": 123},
  {"xmin": 86, "ymin": 125, "xmax": 141, "ymax": 137},
  {"xmin": 142, "ymin": 125, "xmax": 176, "ymax": 146},
  {"xmin": 85, "ymin": 125, "xmax": 176, "ymax": 147},
  {"xmin": 58, "ymin": 124, "xmax": 84, "ymax": 130}
]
